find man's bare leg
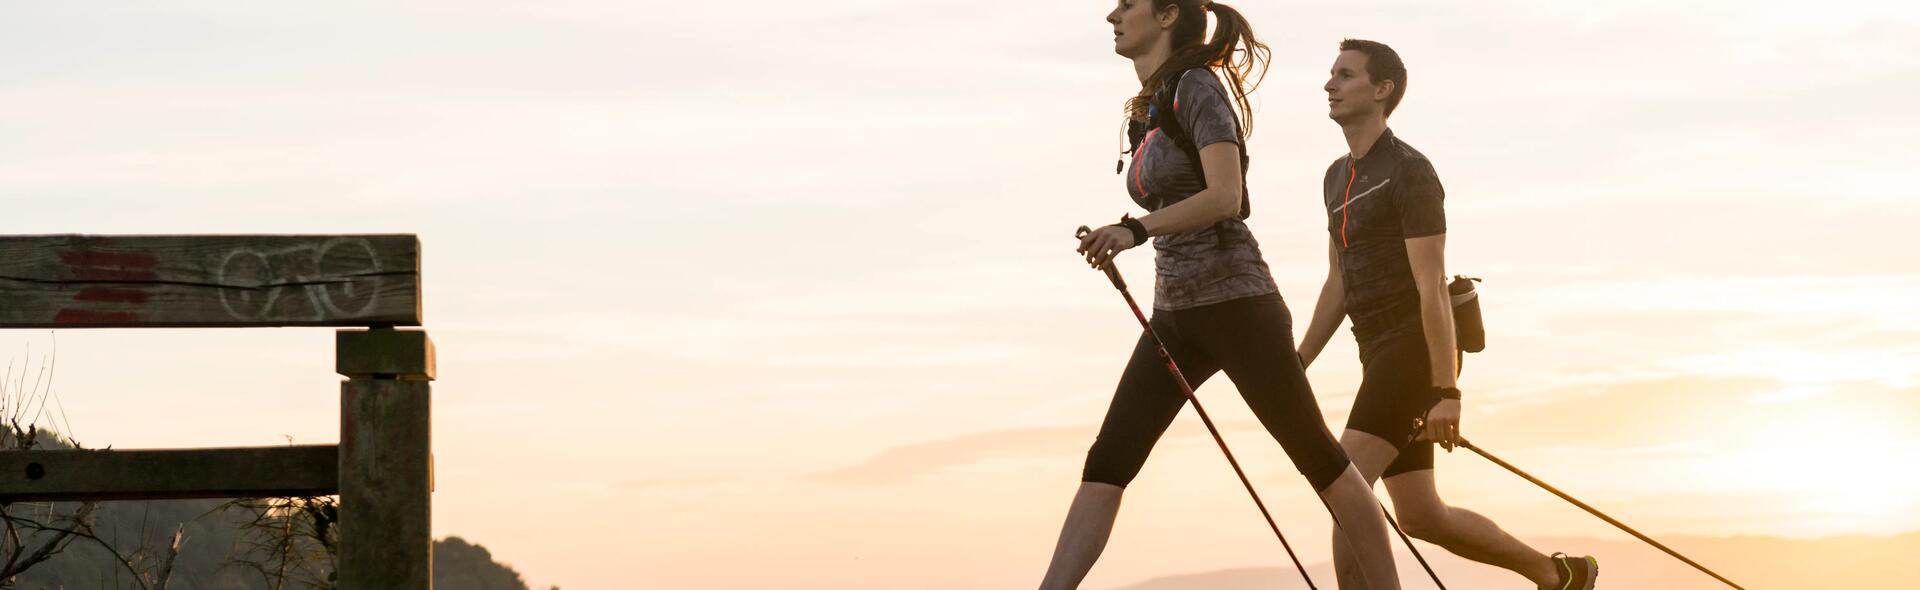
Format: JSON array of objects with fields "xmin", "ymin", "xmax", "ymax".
[
  {"xmin": 1384, "ymin": 469, "xmax": 1558, "ymax": 587},
  {"xmin": 1329, "ymin": 428, "xmax": 1559, "ymax": 587}
]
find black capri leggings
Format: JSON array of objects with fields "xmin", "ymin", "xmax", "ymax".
[{"xmin": 1082, "ymin": 293, "xmax": 1352, "ymax": 491}]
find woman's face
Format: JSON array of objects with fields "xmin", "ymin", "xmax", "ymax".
[{"xmin": 1106, "ymin": 0, "xmax": 1167, "ymax": 58}]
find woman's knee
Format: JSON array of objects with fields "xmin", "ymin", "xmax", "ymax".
[
  {"xmin": 1082, "ymin": 440, "xmax": 1145, "ymax": 488},
  {"xmin": 1080, "ymin": 470, "xmax": 1134, "ymax": 489},
  {"xmin": 1081, "ymin": 461, "xmax": 1137, "ymax": 488}
]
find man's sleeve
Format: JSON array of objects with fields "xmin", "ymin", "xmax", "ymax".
[{"xmin": 1401, "ymin": 160, "xmax": 1447, "ymax": 238}]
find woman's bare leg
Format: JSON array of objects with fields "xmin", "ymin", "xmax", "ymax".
[
  {"xmin": 1320, "ymin": 463, "xmax": 1402, "ymax": 589},
  {"xmin": 1330, "ymin": 429, "xmax": 1402, "ymax": 589},
  {"xmin": 1039, "ymin": 482, "xmax": 1126, "ymax": 590}
]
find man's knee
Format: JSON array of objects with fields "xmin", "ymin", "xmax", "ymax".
[{"xmin": 1394, "ymin": 504, "xmax": 1450, "ymax": 543}]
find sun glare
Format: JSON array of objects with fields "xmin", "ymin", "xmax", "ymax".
[{"xmin": 1710, "ymin": 403, "xmax": 1920, "ymax": 534}]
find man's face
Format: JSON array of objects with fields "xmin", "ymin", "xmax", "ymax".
[{"xmin": 1325, "ymin": 50, "xmax": 1387, "ymax": 122}]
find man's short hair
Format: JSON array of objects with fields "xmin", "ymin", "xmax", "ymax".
[{"xmin": 1339, "ymin": 39, "xmax": 1408, "ymax": 117}]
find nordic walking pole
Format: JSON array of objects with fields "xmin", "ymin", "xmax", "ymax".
[
  {"xmin": 1075, "ymin": 226, "xmax": 1319, "ymax": 590},
  {"xmin": 1456, "ymin": 438, "xmax": 1749, "ymax": 590}
]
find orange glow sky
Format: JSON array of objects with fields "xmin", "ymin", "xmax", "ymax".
[{"xmin": 3, "ymin": 1, "xmax": 1917, "ymax": 588}]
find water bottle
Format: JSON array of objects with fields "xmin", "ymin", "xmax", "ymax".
[{"xmin": 1449, "ymin": 275, "xmax": 1485, "ymax": 353}]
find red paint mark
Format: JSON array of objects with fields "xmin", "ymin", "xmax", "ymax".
[
  {"xmin": 54, "ymin": 249, "xmax": 158, "ymax": 324},
  {"xmin": 53, "ymin": 309, "xmax": 140, "ymax": 324},
  {"xmin": 73, "ymin": 287, "xmax": 152, "ymax": 304}
]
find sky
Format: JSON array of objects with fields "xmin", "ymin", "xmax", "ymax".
[{"xmin": 2, "ymin": 1, "xmax": 1918, "ymax": 588}]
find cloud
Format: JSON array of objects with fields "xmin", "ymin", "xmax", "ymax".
[
  {"xmin": 804, "ymin": 426, "xmax": 1093, "ymax": 485},
  {"xmin": 617, "ymin": 476, "xmax": 732, "ymax": 490},
  {"xmin": 805, "ymin": 416, "xmax": 1307, "ymax": 486}
]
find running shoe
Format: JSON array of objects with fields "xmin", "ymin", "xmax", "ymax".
[{"xmin": 1546, "ymin": 552, "xmax": 1598, "ymax": 590}]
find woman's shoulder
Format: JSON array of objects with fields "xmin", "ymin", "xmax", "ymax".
[
  {"xmin": 1169, "ymin": 68, "xmax": 1231, "ymax": 113},
  {"xmin": 1174, "ymin": 68, "xmax": 1227, "ymax": 95}
]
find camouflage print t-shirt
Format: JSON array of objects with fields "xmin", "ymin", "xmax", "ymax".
[{"xmin": 1123, "ymin": 69, "xmax": 1279, "ymax": 311}]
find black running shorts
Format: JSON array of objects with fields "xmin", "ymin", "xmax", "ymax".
[{"xmin": 1345, "ymin": 334, "xmax": 1444, "ymax": 478}]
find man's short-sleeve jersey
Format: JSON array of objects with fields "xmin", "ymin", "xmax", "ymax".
[{"xmin": 1322, "ymin": 129, "xmax": 1446, "ymax": 343}]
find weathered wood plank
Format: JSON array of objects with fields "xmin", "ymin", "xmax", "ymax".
[
  {"xmin": 0, "ymin": 445, "xmax": 338, "ymax": 502},
  {"xmin": 338, "ymin": 379, "xmax": 432, "ymax": 588},
  {"xmin": 0, "ymin": 234, "xmax": 420, "ymax": 328},
  {"xmin": 337, "ymin": 328, "xmax": 435, "ymax": 380}
]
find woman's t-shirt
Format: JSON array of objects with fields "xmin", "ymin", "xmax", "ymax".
[{"xmin": 1123, "ymin": 69, "xmax": 1279, "ymax": 311}]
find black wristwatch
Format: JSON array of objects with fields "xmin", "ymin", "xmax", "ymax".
[{"xmin": 1433, "ymin": 386, "xmax": 1462, "ymax": 400}]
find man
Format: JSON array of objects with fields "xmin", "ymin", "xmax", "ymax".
[{"xmin": 1296, "ymin": 39, "xmax": 1598, "ymax": 590}]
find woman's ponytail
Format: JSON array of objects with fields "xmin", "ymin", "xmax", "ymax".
[{"xmin": 1125, "ymin": 1, "xmax": 1271, "ymax": 137}]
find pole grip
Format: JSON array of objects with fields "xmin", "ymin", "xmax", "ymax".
[{"xmin": 1075, "ymin": 225, "xmax": 1129, "ymax": 291}]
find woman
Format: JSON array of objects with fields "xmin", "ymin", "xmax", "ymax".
[{"xmin": 1042, "ymin": 1, "xmax": 1402, "ymax": 588}]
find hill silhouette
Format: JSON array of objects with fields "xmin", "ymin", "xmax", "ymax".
[
  {"xmin": 8, "ymin": 496, "xmax": 533, "ymax": 589},
  {"xmin": 1, "ymin": 437, "xmax": 532, "ymax": 589}
]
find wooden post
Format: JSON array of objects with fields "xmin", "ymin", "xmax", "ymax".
[{"xmin": 337, "ymin": 328, "xmax": 435, "ymax": 588}]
